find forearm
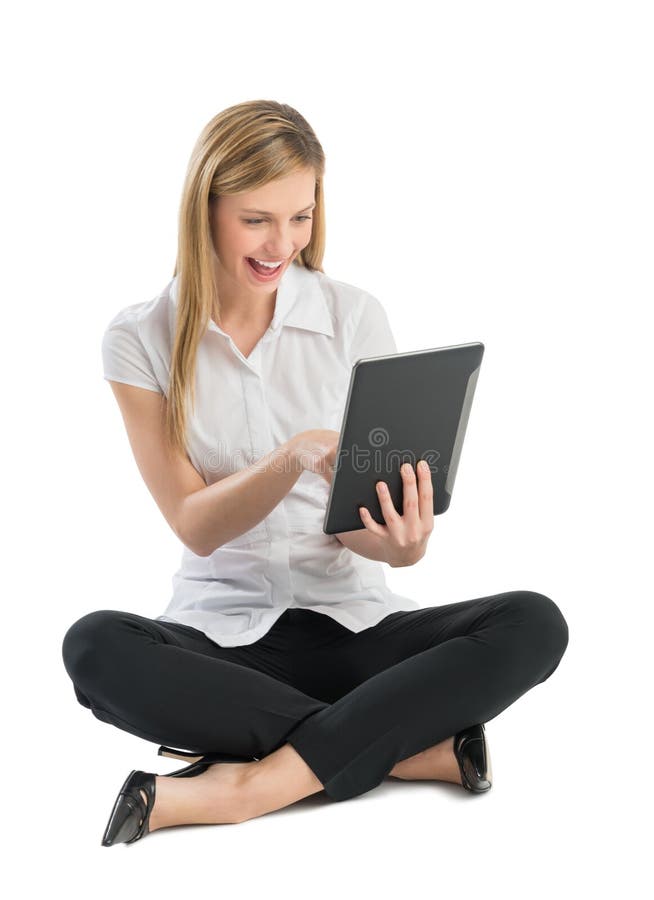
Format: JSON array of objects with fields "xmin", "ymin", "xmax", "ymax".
[
  {"xmin": 334, "ymin": 528, "xmax": 390, "ymax": 564},
  {"xmin": 179, "ymin": 440, "xmax": 302, "ymax": 557}
]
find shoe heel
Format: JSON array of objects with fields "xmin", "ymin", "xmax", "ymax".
[
  {"xmin": 158, "ymin": 745, "xmax": 204, "ymax": 763},
  {"xmin": 167, "ymin": 750, "xmax": 256, "ymax": 778},
  {"xmin": 158, "ymin": 745, "xmax": 258, "ymax": 773}
]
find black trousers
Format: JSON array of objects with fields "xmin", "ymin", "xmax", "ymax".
[{"xmin": 61, "ymin": 590, "xmax": 569, "ymax": 802}]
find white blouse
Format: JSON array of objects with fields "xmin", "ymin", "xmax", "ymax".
[{"xmin": 101, "ymin": 261, "xmax": 420, "ymax": 646}]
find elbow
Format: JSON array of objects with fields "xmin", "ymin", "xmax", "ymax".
[
  {"xmin": 177, "ymin": 527, "xmax": 201, "ymax": 557},
  {"xmin": 176, "ymin": 500, "xmax": 217, "ymax": 557},
  {"xmin": 187, "ymin": 541, "xmax": 212, "ymax": 558},
  {"xmin": 176, "ymin": 519, "xmax": 215, "ymax": 558},
  {"xmin": 180, "ymin": 530, "xmax": 218, "ymax": 558}
]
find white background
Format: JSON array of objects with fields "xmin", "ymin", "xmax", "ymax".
[{"xmin": 3, "ymin": 0, "xmax": 651, "ymax": 895}]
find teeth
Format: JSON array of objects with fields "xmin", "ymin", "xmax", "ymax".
[{"xmin": 253, "ymin": 259, "xmax": 283, "ymax": 268}]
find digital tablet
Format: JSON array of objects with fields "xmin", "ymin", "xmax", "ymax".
[{"xmin": 322, "ymin": 342, "xmax": 485, "ymax": 534}]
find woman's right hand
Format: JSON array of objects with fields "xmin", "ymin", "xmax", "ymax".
[{"xmin": 290, "ymin": 429, "xmax": 340, "ymax": 485}]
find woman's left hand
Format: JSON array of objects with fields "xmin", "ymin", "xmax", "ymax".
[{"xmin": 358, "ymin": 460, "xmax": 435, "ymax": 567}]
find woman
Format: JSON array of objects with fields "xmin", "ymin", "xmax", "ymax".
[{"xmin": 61, "ymin": 99, "xmax": 569, "ymax": 846}]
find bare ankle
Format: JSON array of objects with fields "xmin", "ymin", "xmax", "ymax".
[
  {"xmin": 149, "ymin": 763, "xmax": 255, "ymax": 831},
  {"xmin": 389, "ymin": 736, "xmax": 462, "ymax": 784},
  {"xmin": 244, "ymin": 744, "xmax": 324, "ymax": 820}
]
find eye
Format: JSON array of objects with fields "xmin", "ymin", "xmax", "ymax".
[{"xmin": 243, "ymin": 215, "xmax": 313, "ymax": 225}]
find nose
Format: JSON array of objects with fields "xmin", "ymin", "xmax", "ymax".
[{"xmin": 260, "ymin": 224, "xmax": 299, "ymax": 259}]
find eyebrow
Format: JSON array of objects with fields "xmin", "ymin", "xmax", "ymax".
[{"xmin": 238, "ymin": 202, "xmax": 316, "ymax": 215}]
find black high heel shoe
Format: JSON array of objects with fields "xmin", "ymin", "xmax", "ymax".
[
  {"xmin": 101, "ymin": 749, "xmax": 256, "ymax": 846},
  {"xmin": 453, "ymin": 723, "xmax": 493, "ymax": 793}
]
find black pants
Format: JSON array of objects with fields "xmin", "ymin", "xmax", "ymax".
[{"xmin": 61, "ymin": 590, "xmax": 569, "ymax": 802}]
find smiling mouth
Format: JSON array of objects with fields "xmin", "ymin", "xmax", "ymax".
[{"xmin": 245, "ymin": 257, "xmax": 287, "ymax": 277}]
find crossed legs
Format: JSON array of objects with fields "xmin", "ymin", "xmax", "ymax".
[
  {"xmin": 147, "ymin": 734, "xmax": 463, "ymax": 830},
  {"xmin": 61, "ymin": 591, "xmax": 568, "ymax": 830}
]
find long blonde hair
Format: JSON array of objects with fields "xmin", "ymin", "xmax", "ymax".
[{"xmin": 165, "ymin": 100, "xmax": 326, "ymax": 461}]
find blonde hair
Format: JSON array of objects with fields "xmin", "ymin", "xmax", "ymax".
[{"xmin": 165, "ymin": 100, "xmax": 326, "ymax": 461}]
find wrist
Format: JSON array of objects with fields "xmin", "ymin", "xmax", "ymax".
[
  {"xmin": 388, "ymin": 545, "xmax": 426, "ymax": 568},
  {"xmin": 281, "ymin": 436, "xmax": 303, "ymax": 476}
]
